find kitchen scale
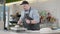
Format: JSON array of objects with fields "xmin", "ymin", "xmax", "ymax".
[{"xmin": 10, "ymin": 25, "xmax": 27, "ymax": 32}]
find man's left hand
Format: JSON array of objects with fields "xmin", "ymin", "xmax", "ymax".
[
  {"xmin": 25, "ymin": 19, "xmax": 30, "ymax": 24},
  {"xmin": 31, "ymin": 20, "xmax": 37, "ymax": 24}
]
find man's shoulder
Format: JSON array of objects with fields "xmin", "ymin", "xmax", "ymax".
[
  {"xmin": 21, "ymin": 10, "xmax": 24, "ymax": 13},
  {"xmin": 31, "ymin": 8, "xmax": 38, "ymax": 10},
  {"xmin": 31, "ymin": 8, "xmax": 38, "ymax": 13},
  {"xmin": 20, "ymin": 10, "xmax": 25, "ymax": 15}
]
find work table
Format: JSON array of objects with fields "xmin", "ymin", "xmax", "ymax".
[{"xmin": 0, "ymin": 30, "xmax": 60, "ymax": 34}]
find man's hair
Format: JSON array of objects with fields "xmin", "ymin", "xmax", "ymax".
[{"xmin": 20, "ymin": 1, "xmax": 29, "ymax": 5}]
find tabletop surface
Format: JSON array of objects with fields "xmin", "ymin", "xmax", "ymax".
[{"xmin": 0, "ymin": 30, "xmax": 60, "ymax": 34}]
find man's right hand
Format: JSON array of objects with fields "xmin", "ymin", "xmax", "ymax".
[{"xmin": 17, "ymin": 20, "xmax": 22, "ymax": 25}]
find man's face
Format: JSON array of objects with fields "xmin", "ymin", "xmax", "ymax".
[{"xmin": 22, "ymin": 4, "xmax": 30, "ymax": 10}]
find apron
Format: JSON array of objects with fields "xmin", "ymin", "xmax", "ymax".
[{"xmin": 22, "ymin": 7, "xmax": 40, "ymax": 30}]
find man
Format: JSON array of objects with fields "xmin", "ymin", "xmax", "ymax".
[{"xmin": 18, "ymin": 1, "xmax": 40, "ymax": 30}]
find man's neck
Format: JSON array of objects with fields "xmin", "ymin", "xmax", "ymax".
[{"xmin": 25, "ymin": 7, "xmax": 31, "ymax": 11}]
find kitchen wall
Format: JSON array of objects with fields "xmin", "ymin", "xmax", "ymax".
[{"xmin": 56, "ymin": 0, "xmax": 60, "ymax": 27}]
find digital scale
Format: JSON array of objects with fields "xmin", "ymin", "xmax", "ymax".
[{"xmin": 10, "ymin": 25, "xmax": 27, "ymax": 32}]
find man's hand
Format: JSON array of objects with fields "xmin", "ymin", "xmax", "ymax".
[
  {"xmin": 25, "ymin": 19, "xmax": 30, "ymax": 24},
  {"xmin": 17, "ymin": 20, "xmax": 22, "ymax": 25},
  {"xmin": 31, "ymin": 20, "xmax": 37, "ymax": 24}
]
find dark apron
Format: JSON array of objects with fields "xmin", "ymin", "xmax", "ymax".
[{"xmin": 22, "ymin": 8, "xmax": 40, "ymax": 30}]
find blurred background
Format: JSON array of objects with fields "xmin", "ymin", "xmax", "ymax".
[{"xmin": 0, "ymin": 0, "xmax": 60, "ymax": 31}]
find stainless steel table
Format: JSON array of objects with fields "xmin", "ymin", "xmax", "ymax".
[{"xmin": 0, "ymin": 30, "xmax": 60, "ymax": 34}]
